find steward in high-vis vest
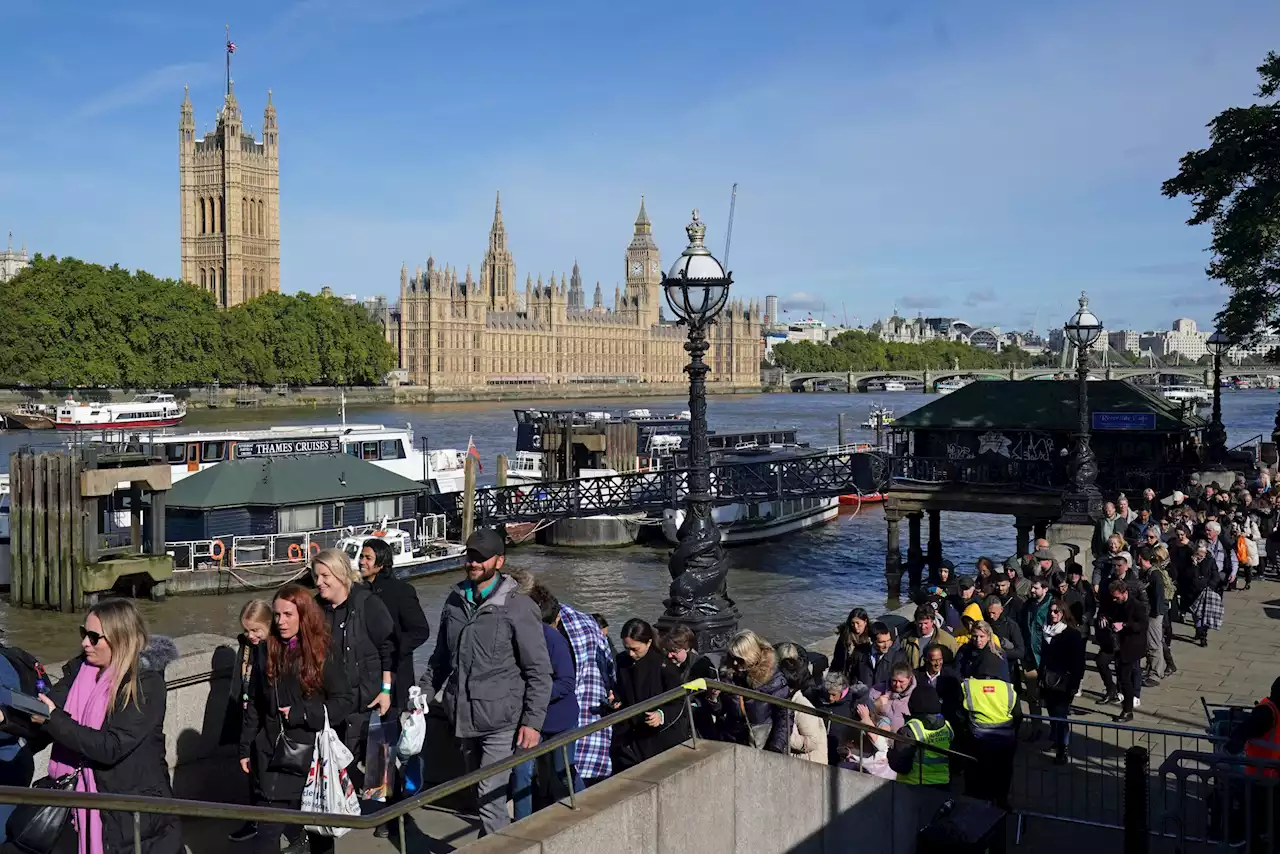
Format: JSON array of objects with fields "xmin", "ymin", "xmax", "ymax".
[
  {"xmin": 1227, "ymin": 677, "xmax": 1280, "ymax": 779},
  {"xmin": 887, "ymin": 684, "xmax": 953, "ymax": 789},
  {"xmin": 958, "ymin": 650, "xmax": 1019, "ymax": 809}
]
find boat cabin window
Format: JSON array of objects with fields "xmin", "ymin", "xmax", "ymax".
[
  {"xmin": 345, "ymin": 442, "xmax": 361, "ymax": 458},
  {"xmin": 165, "ymin": 444, "xmax": 187, "ymax": 464},
  {"xmin": 201, "ymin": 441, "xmax": 226, "ymax": 463},
  {"xmin": 279, "ymin": 504, "xmax": 320, "ymax": 534},
  {"xmin": 392, "ymin": 540, "xmax": 404, "ymax": 555},
  {"xmin": 380, "ymin": 439, "xmax": 403, "ymax": 460},
  {"xmin": 365, "ymin": 497, "xmax": 397, "ymax": 520}
]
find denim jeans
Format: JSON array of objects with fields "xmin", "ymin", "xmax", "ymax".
[
  {"xmin": 1045, "ymin": 698, "xmax": 1071, "ymax": 749},
  {"xmin": 511, "ymin": 740, "xmax": 584, "ymax": 821}
]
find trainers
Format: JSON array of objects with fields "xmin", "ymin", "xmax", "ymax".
[
  {"xmin": 1098, "ymin": 693, "xmax": 1120, "ymax": 706},
  {"xmin": 1142, "ymin": 676, "xmax": 1160, "ymax": 688},
  {"xmin": 1134, "ymin": 697, "xmax": 1142, "ymax": 709},
  {"xmin": 374, "ymin": 824, "xmax": 392, "ymax": 840},
  {"xmin": 228, "ymin": 823, "xmax": 257, "ymax": 843}
]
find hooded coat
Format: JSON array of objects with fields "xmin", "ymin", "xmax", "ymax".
[{"xmin": 4, "ymin": 637, "xmax": 182, "ymax": 854}]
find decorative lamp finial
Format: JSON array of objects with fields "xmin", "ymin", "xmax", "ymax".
[{"xmin": 685, "ymin": 210, "xmax": 707, "ymax": 253}]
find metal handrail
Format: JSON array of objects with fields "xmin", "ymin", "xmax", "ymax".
[{"xmin": 0, "ymin": 678, "xmax": 975, "ymax": 836}]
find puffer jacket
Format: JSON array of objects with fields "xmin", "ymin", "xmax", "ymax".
[
  {"xmin": 428, "ymin": 569, "xmax": 552, "ymax": 738},
  {"xmin": 737, "ymin": 663, "xmax": 791, "ymax": 754},
  {"xmin": 4, "ymin": 638, "xmax": 182, "ymax": 854}
]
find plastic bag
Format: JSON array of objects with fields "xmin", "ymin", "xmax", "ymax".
[
  {"xmin": 396, "ymin": 685, "xmax": 427, "ymax": 759},
  {"xmin": 361, "ymin": 710, "xmax": 393, "ymax": 802},
  {"xmin": 301, "ymin": 708, "xmax": 359, "ymax": 838}
]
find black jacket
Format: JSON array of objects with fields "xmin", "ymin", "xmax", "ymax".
[
  {"xmin": 853, "ymin": 643, "xmax": 908, "ymax": 690},
  {"xmin": 3, "ymin": 638, "xmax": 181, "ymax": 854},
  {"xmin": 220, "ymin": 635, "xmax": 267, "ymax": 746},
  {"xmin": 365, "ymin": 572, "xmax": 431, "ymax": 710},
  {"xmin": 987, "ymin": 615, "xmax": 1025, "ymax": 665},
  {"xmin": 240, "ymin": 646, "xmax": 355, "ymax": 803},
  {"xmin": 1039, "ymin": 627, "xmax": 1087, "ymax": 699},
  {"xmin": 613, "ymin": 651, "xmax": 689, "ymax": 771},
  {"xmin": 737, "ymin": 666, "xmax": 791, "ymax": 754},
  {"xmin": 320, "ymin": 585, "xmax": 394, "ymax": 748},
  {"xmin": 1099, "ymin": 595, "xmax": 1150, "ymax": 663}
]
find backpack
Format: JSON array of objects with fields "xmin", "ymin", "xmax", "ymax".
[{"xmin": 0, "ymin": 645, "xmax": 50, "ymax": 698}]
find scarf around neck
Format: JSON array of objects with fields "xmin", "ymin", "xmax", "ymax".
[
  {"xmin": 1042, "ymin": 621, "xmax": 1068, "ymax": 642},
  {"xmin": 49, "ymin": 661, "xmax": 118, "ymax": 854}
]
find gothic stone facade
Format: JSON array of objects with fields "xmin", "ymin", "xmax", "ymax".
[
  {"xmin": 395, "ymin": 196, "xmax": 761, "ymax": 391},
  {"xmin": 178, "ymin": 83, "xmax": 280, "ymax": 309}
]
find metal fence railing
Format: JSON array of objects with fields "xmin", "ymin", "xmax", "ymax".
[
  {"xmin": 0, "ymin": 679, "xmax": 973, "ymax": 854},
  {"xmin": 1160, "ymin": 750, "xmax": 1280, "ymax": 853}
]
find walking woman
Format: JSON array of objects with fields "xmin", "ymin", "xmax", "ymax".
[
  {"xmin": 610, "ymin": 619, "xmax": 689, "ymax": 772},
  {"xmin": 726, "ymin": 629, "xmax": 791, "ymax": 753},
  {"xmin": 241, "ymin": 585, "xmax": 354, "ymax": 854},
  {"xmin": 829, "ymin": 608, "xmax": 871, "ymax": 686},
  {"xmin": 225, "ymin": 600, "xmax": 273, "ymax": 843},
  {"xmin": 311, "ymin": 549, "xmax": 395, "ymax": 752},
  {"xmin": 1039, "ymin": 599, "xmax": 1086, "ymax": 765},
  {"xmin": 0, "ymin": 599, "xmax": 181, "ymax": 854}
]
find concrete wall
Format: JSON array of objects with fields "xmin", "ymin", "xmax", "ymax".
[
  {"xmin": 34, "ymin": 633, "xmax": 240, "ymax": 800},
  {"xmin": 460, "ymin": 741, "xmax": 953, "ymax": 854}
]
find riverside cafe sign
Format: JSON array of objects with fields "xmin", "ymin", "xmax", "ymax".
[{"xmin": 233, "ymin": 437, "xmax": 342, "ymax": 459}]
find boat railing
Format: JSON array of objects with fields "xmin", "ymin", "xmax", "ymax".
[{"xmin": 167, "ymin": 517, "xmax": 427, "ymax": 572}]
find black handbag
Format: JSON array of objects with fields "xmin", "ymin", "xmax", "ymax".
[
  {"xmin": 267, "ymin": 684, "xmax": 313, "ymax": 776},
  {"xmin": 6, "ymin": 767, "xmax": 80, "ymax": 854}
]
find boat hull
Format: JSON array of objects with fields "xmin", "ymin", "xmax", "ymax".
[
  {"xmin": 662, "ymin": 500, "xmax": 839, "ymax": 546},
  {"xmin": 56, "ymin": 417, "xmax": 186, "ymax": 430},
  {"xmin": 1, "ymin": 412, "xmax": 55, "ymax": 429}
]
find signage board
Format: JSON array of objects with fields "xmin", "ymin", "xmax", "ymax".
[
  {"xmin": 234, "ymin": 437, "xmax": 343, "ymax": 459},
  {"xmin": 1091, "ymin": 412, "xmax": 1156, "ymax": 431}
]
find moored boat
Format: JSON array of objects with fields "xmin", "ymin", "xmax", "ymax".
[
  {"xmin": 55, "ymin": 393, "xmax": 187, "ymax": 430},
  {"xmin": 0, "ymin": 402, "xmax": 56, "ymax": 429},
  {"xmin": 335, "ymin": 519, "xmax": 466, "ymax": 580}
]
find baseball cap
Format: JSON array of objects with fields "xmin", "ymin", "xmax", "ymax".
[
  {"xmin": 957, "ymin": 574, "xmax": 976, "ymax": 590},
  {"xmin": 465, "ymin": 528, "xmax": 506, "ymax": 562},
  {"xmin": 1113, "ymin": 551, "xmax": 1132, "ymax": 565}
]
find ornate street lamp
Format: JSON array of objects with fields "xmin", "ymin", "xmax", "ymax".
[
  {"xmin": 1060, "ymin": 292, "xmax": 1104, "ymax": 523},
  {"xmin": 656, "ymin": 210, "xmax": 740, "ymax": 653},
  {"xmin": 1205, "ymin": 330, "xmax": 1232, "ymax": 465}
]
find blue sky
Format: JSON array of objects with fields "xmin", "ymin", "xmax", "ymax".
[{"xmin": 2, "ymin": 0, "xmax": 1277, "ymax": 335}]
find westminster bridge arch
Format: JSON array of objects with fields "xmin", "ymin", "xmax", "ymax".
[{"xmin": 779, "ymin": 365, "xmax": 1277, "ymax": 392}]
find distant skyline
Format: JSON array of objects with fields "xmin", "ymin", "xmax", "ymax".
[{"xmin": 2, "ymin": 0, "xmax": 1277, "ymax": 335}]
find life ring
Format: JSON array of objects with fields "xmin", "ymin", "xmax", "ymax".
[
  {"xmin": 210, "ymin": 540, "xmax": 225, "ymax": 561},
  {"xmin": 309, "ymin": 542, "xmax": 320, "ymax": 556},
  {"xmin": 288, "ymin": 543, "xmax": 303, "ymax": 561},
  {"xmin": 373, "ymin": 530, "xmax": 387, "ymax": 538}
]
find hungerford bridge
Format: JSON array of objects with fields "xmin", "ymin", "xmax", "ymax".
[{"xmin": 777, "ymin": 364, "xmax": 1278, "ymax": 391}]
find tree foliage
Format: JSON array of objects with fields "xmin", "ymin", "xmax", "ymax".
[
  {"xmin": 1161, "ymin": 51, "xmax": 1280, "ymax": 343},
  {"xmin": 770, "ymin": 329, "xmax": 1037, "ymax": 372},
  {"xmin": 0, "ymin": 256, "xmax": 396, "ymax": 387}
]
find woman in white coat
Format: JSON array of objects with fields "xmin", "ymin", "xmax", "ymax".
[{"xmin": 778, "ymin": 658, "xmax": 828, "ymax": 764}]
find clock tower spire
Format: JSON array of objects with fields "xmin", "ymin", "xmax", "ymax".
[{"xmin": 625, "ymin": 195, "xmax": 661, "ymax": 326}]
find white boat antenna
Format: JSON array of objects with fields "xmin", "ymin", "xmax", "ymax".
[{"xmin": 340, "ymin": 392, "xmax": 347, "ymax": 427}]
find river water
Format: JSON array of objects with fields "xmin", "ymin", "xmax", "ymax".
[{"xmin": 1, "ymin": 389, "xmax": 1276, "ymax": 664}]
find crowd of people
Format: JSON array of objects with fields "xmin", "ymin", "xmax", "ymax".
[{"xmin": 0, "ymin": 467, "xmax": 1275, "ymax": 853}]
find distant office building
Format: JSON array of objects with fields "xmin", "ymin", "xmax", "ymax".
[
  {"xmin": 764, "ymin": 295, "xmax": 779, "ymax": 325},
  {"xmin": 1137, "ymin": 318, "xmax": 1208, "ymax": 362},
  {"xmin": 1108, "ymin": 330, "xmax": 1140, "ymax": 354},
  {"xmin": 1228, "ymin": 334, "xmax": 1280, "ymax": 362},
  {"xmin": 0, "ymin": 233, "xmax": 30, "ymax": 283}
]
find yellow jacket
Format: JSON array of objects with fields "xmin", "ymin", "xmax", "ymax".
[{"xmin": 953, "ymin": 603, "xmax": 1003, "ymax": 649}]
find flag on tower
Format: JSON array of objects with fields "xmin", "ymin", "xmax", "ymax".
[
  {"xmin": 226, "ymin": 39, "xmax": 237, "ymax": 54},
  {"xmin": 467, "ymin": 436, "xmax": 483, "ymax": 472}
]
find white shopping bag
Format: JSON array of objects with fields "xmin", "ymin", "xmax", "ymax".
[
  {"xmin": 301, "ymin": 708, "xmax": 360, "ymax": 838},
  {"xmin": 396, "ymin": 686, "xmax": 428, "ymax": 760}
]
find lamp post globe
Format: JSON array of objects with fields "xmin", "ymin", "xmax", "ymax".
[
  {"xmin": 656, "ymin": 210, "xmax": 740, "ymax": 654},
  {"xmin": 1205, "ymin": 330, "xmax": 1231, "ymax": 465},
  {"xmin": 1061, "ymin": 292, "xmax": 1103, "ymax": 523}
]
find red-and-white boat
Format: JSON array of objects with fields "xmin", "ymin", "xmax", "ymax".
[{"xmin": 55, "ymin": 393, "xmax": 187, "ymax": 430}]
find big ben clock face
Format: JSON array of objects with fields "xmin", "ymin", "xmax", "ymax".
[
  {"xmin": 650, "ymin": 261, "xmax": 660, "ymax": 275},
  {"xmin": 630, "ymin": 261, "xmax": 643, "ymax": 275}
]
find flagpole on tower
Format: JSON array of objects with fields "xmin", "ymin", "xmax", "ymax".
[{"xmin": 225, "ymin": 25, "xmax": 233, "ymax": 96}]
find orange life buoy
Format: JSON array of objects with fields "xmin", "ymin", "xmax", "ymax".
[
  {"xmin": 309, "ymin": 542, "xmax": 320, "ymax": 556},
  {"xmin": 210, "ymin": 539, "xmax": 225, "ymax": 561},
  {"xmin": 373, "ymin": 530, "xmax": 387, "ymax": 537},
  {"xmin": 288, "ymin": 543, "xmax": 303, "ymax": 561}
]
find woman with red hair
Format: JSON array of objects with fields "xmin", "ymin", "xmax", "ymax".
[{"xmin": 240, "ymin": 584, "xmax": 354, "ymax": 854}]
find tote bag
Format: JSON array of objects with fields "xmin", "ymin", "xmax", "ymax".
[{"xmin": 301, "ymin": 708, "xmax": 360, "ymax": 838}]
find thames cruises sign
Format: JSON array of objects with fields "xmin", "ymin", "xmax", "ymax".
[{"xmin": 234, "ymin": 437, "xmax": 342, "ymax": 459}]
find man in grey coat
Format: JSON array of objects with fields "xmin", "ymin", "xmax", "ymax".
[{"xmin": 428, "ymin": 528, "xmax": 552, "ymax": 836}]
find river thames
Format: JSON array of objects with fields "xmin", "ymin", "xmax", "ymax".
[{"xmin": 1, "ymin": 389, "xmax": 1276, "ymax": 662}]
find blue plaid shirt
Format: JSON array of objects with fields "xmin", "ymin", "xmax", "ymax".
[{"xmin": 558, "ymin": 604, "xmax": 615, "ymax": 780}]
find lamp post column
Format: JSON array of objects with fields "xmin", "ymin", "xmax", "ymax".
[{"xmin": 1206, "ymin": 352, "xmax": 1228, "ymax": 465}]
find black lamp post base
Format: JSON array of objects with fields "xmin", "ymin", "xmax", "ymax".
[{"xmin": 656, "ymin": 606, "xmax": 741, "ymax": 658}]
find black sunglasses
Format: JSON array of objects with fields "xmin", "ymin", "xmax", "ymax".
[{"xmin": 79, "ymin": 626, "xmax": 107, "ymax": 646}]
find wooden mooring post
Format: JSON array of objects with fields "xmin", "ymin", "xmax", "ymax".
[
  {"xmin": 496, "ymin": 454, "xmax": 508, "ymax": 487},
  {"xmin": 9, "ymin": 449, "xmax": 84, "ymax": 612},
  {"xmin": 461, "ymin": 455, "xmax": 477, "ymax": 541}
]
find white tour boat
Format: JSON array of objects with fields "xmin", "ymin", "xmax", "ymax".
[
  {"xmin": 55, "ymin": 393, "xmax": 187, "ymax": 430},
  {"xmin": 1161, "ymin": 384, "xmax": 1212, "ymax": 406},
  {"xmin": 335, "ymin": 520, "xmax": 466, "ymax": 580},
  {"xmin": 936, "ymin": 378, "xmax": 969, "ymax": 395},
  {"xmin": 881, "ymin": 380, "xmax": 908, "ymax": 392}
]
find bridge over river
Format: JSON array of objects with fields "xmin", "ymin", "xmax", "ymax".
[
  {"xmin": 429, "ymin": 446, "xmax": 890, "ymax": 527},
  {"xmin": 777, "ymin": 364, "xmax": 1278, "ymax": 392}
]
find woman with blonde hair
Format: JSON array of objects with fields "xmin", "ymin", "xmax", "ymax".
[
  {"xmin": 0, "ymin": 598, "xmax": 181, "ymax": 854},
  {"xmin": 954, "ymin": 619, "xmax": 1010, "ymax": 682},
  {"xmin": 726, "ymin": 629, "xmax": 791, "ymax": 753},
  {"xmin": 311, "ymin": 548, "xmax": 395, "ymax": 754}
]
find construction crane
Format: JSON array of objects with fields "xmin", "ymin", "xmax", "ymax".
[{"xmin": 723, "ymin": 183, "xmax": 738, "ymax": 268}]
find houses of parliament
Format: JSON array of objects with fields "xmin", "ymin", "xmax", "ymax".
[
  {"xmin": 176, "ymin": 85, "xmax": 760, "ymax": 390},
  {"xmin": 385, "ymin": 195, "xmax": 762, "ymax": 391}
]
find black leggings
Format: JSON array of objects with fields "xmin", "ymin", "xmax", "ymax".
[{"xmin": 252, "ymin": 798, "xmax": 334, "ymax": 854}]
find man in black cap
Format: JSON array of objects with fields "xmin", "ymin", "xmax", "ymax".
[{"xmin": 427, "ymin": 528, "xmax": 552, "ymax": 836}]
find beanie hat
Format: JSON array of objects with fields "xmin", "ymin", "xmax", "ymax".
[{"xmin": 909, "ymin": 684, "xmax": 943, "ymax": 717}]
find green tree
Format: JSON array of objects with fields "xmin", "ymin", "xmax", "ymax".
[{"xmin": 1162, "ymin": 51, "xmax": 1280, "ymax": 342}]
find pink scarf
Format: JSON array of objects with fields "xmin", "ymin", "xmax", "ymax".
[{"xmin": 48, "ymin": 662, "xmax": 117, "ymax": 854}]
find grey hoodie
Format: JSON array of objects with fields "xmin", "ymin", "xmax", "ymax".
[{"xmin": 428, "ymin": 569, "xmax": 553, "ymax": 738}]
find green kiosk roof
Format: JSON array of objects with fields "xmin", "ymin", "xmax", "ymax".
[
  {"xmin": 890, "ymin": 380, "xmax": 1207, "ymax": 433},
  {"xmin": 166, "ymin": 454, "xmax": 424, "ymax": 510}
]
